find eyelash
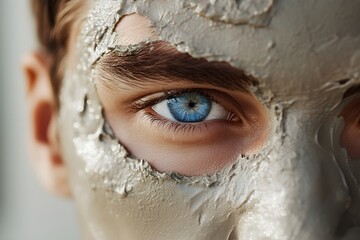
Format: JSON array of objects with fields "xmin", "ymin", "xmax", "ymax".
[
  {"xmin": 141, "ymin": 112, "xmax": 210, "ymax": 135},
  {"xmin": 131, "ymin": 89, "xmax": 217, "ymax": 110},
  {"xmin": 131, "ymin": 88, "xmax": 240, "ymax": 134}
]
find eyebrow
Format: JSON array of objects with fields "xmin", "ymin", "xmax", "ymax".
[{"xmin": 95, "ymin": 41, "xmax": 258, "ymax": 92}]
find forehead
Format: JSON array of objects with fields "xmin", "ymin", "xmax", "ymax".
[{"xmin": 84, "ymin": 0, "xmax": 360, "ymax": 97}]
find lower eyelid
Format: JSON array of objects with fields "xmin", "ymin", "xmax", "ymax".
[{"xmin": 141, "ymin": 112, "xmax": 208, "ymax": 135}]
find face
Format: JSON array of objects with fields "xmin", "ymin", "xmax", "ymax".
[{"xmin": 58, "ymin": 0, "xmax": 360, "ymax": 239}]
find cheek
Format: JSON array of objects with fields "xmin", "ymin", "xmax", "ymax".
[
  {"xmin": 103, "ymin": 109, "xmax": 268, "ymax": 176},
  {"xmin": 118, "ymin": 128, "xmax": 249, "ymax": 176}
]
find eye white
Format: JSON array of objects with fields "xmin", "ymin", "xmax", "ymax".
[
  {"xmin": 204, "ymin": 101, "xmax": 228, "ymax": 120},
  {"xmin": 152, "ymin": 100, "xmax": 176, "ymax": 121}
]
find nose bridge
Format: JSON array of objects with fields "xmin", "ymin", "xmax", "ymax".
[
  {"xmin": 317, "ymin": 110, "xmax": 360, "ymax": 234},
  {"xmin": 276, "ymin": 111, "xmax": 350, "ymax": 238},
  {"xmin": 240, "ymin": 110, "xmax": 352, "ymax": 239}
]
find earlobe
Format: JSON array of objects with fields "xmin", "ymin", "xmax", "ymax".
[{"xmin": 22, "ymin": 52, "xmax": 72, "ymax": 198}]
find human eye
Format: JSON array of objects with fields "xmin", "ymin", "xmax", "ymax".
[
  {"xmin": 151, "ymin": 90, "xmax": 237, "ymax": 123},
  {"xmin": 131, "ymin": 89, "xmax": 244, "ymax": 135}
]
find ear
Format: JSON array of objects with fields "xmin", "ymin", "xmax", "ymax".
[{"xmin": 22, "ymin": 51, "xmax": 72, "ymax": 197}]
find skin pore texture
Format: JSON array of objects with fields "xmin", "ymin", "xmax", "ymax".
[{"xmin": 58, "ymin": 0, "xmax": 360, "ymax": 239}]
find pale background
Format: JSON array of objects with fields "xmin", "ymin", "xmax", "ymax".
[{"xmin": 0, "ymin": 0, "xmax": 79, "ymax": 239}]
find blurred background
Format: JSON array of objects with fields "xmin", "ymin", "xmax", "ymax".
[{"xmin": 0, "ymin": 1, "xmax": 79, "ymax": 239}]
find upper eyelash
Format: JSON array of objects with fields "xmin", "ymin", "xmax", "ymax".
[{"xmin": 131, "ymin": 88, "xmax": 217, "ymax": 111}]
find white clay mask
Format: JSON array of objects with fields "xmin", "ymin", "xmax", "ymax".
[{"xmin": 58, "ymin": 1, "xmax": 360, "ymax": 239}]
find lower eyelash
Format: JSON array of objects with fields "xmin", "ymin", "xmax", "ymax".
[{"xmin": 141, "ymin": 112, "xmax": 209, "ymax": 135}]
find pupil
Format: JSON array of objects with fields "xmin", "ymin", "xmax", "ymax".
[{"xmin": 188, "ymin": 101, "xmax": 196, "ymax": 108}]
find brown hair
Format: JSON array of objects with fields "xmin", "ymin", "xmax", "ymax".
[{"xmin": 31, "ymin": 0, "xmax": 84, "ymax": 101}]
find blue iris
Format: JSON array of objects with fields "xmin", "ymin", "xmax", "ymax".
[{"xmin": 167, "ymin": 92, "xmax": 212, "ymax": 122}]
